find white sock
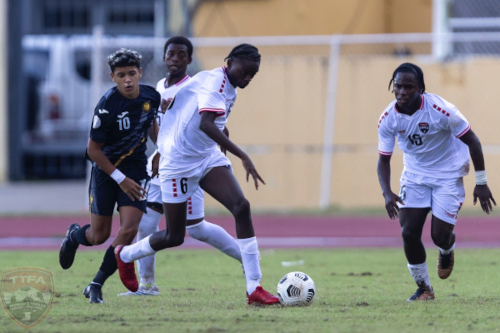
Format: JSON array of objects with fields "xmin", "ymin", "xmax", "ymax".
[
  {"xmin": 439, "ymin": 242, "xmax": 455, "ymax": 255},
  {"xmin": 187, "ymin": 220, "xmax": 242, "ymax": 263},
  {"xmin": 407, "ymin": 262, "xmax": 432, "ymax": 290},
  {"xmin": 137, "ymin": 208, "xmax": 162, "ymax": 285},
  {"xmin": 238, "ymin": 237, "xmax": 262, "ymax": 295},
  {"xmin": 119, "ymin": 235, "xmax": 156, "ymax": 263}
]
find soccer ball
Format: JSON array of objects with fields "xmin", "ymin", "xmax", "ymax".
[{"xmin": 277, "ymin": 271, "xmax": 316, "ymax": 306}]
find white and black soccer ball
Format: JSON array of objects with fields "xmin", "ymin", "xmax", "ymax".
[{"xmin": 277, "ymin": 271, "xmax": 316, "ymax": 306}]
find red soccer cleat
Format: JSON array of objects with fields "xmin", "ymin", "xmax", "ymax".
[
  {"xmin": 247, "ymin": 286, "xmax": 280, "ymax": 305},
  {"xmin": 114, "ymin": 245, "xmax": 138, "ymax": 292}
]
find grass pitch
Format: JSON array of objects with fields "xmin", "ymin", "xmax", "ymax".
[{"xmin": 1, "ymin": 248, "xmax": 500, "ymax": 333}]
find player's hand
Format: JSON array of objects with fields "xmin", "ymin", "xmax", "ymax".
[
  {"xmin": 151, "ymin": 152, "xmax": 161, "ymax": 178},
  {"xmin": 241, "ymin": 154, "xmax": 265, "ymax": 190},
  {"xmin": 119, "ymin": 177, "xmax": 147, "ymax": 201},
  {"xmin": 473, "ymin": 184, "xmax": 496, "ymax": 214},
  {"xmin": 160, "ymin": 98, "xmax": 172, "ymax": 114},
  {"xmin": 383, "ymin": 192, "xmax": 404, "ymax": 220}
]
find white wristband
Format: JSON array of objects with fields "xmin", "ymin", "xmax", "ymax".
[
  {"xmin": 110, "ymin": 169, "xmax": 126, "ymax": 184},
  {"xmin": 475, "ymin": 170, "xmax": 487, "ymax": 185}
]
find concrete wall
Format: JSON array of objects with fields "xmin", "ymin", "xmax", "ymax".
[
  {"xmin": 199, "ymin": 50, "xmax": 500, "ymax": 212},
  {"xmin": 193, "ymin": 0, "xmax": 432, "ymax": 37}
]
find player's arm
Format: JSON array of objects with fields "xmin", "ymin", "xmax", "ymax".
[
  {"xmin": 147, "ymin": 118, "xmax": 161, "ymax": 178},
  {"xmin": 459, "ymin": 129, "xmax": 496, "ymax": 213},
  {"xmin": 199, "ymin": 112, "xmax": 264, "ymax": 189},
  {"xmin": 148, "ymin": 118, "xmax": 159, "ymax": 144},
  {"xmin": 87, "ymin": 138, "xmax": 146, "ymax": 201},
  {"xmin": 377, "ymin": 154, "xmax": 403, "ymax": 219},
  {"xmin": 220, "ymin": 126, "xmax": 229, "ymax": 155}
]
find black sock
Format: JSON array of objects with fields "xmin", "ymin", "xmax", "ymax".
[
  {"xmin": 72, "ymin": 224, "xmax": 92, "ymax": 246},
  {"xmin": 92, "ymin": 246, "xmax": 117, "ymax": 286}
]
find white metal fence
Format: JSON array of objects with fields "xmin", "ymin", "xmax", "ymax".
[{"xmin": 22, "ymin": 31, "xmax": 500, "ymax": 208}]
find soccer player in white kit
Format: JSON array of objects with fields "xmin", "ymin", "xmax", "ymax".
[
  {"xmin": 377, "ymin": 63, "xmax": 495, "ymax": 301},
  {"xmin": 118, "ymin": 36, "xmax": 242, "ymax": 296},
  {"xmin": 115, "ymin": 44, "xmax": 279, "ymax": 305}
]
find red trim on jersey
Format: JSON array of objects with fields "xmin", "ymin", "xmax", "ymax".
[
  {"xmin": 218, "ymin": 67, "xmax": 228, "ymax": 93},
  {"xmin": 199, "ymin": 108, "xmax": 226, "ymax": 117},
  {"xmin": 419, "ymin": 95, "xmax": 425, "ymax": 110},
  {"xmin": 175, "ymin": 74, "xmax": 190, "ymax": 86},
  {"xmin": 378, "ymin": 150, "xmax": 393, "ymax": 156},
  {"xmin": 456, "ymin": 124, "xmax": 471, "ymax": 138}
]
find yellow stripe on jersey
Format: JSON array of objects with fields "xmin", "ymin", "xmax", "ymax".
[{"xmin": 114, "ymin": 137, "xmax": 146, "ymax": 167}]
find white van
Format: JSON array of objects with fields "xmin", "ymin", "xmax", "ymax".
[
  {"xmin": 22, "ymin": 34, "xmax": 162, "ymax": 145},
  {"xmin": 23, "ymin": 35, "xmax": 94, "ymax": 143}
]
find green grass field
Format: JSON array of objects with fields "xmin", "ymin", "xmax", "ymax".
[{"xmin": 1, "ymin": 248, "xmax": 500, "ymax": 333}]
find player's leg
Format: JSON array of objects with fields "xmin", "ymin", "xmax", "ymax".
[
  {"xmin": 400, "ymin": 207, "xmax": 435, "ymax": 301},
  {"xmin": 118, "ymin": 184, "xmax": 163, "ymax": 296},
  {"xmin": 430, "ymin": 177, "xmax": 464, "ymax": 280},
  {"xmin": 200, "ymin": 166, "xmax": 278, "ymax": 305},
  {"xmin": 59, "ymin": 166, "xmax": 115, "ymax": 270},
  {"xmin": 116, "ymin": 199, "xmax": 187, "ymax": 293},
  {"xmin": 135, "ymin": 204, "xmax": 162, "ymax": 294},
  {"xmin": 431, "ymin": 215, "xmax": 455, "ymax": 280},
  {"xmin": 117, "ymin": 175, "xmax": 194, "ymax": 276},
  {"xmin": 186, "ymin": 189, "xmax": 242, "ymax": 263},
  {"xmin": 84, "ymin": 205, "xmax": 145, "ymax": 303},
  {"xmin": 398, "ymin": 172, "xmax": 435, "ymax": 301}
]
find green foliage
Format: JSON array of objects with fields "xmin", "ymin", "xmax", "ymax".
[{"xmin": 1, "ymin": 248, "xmax": 500, "ymax": 332}]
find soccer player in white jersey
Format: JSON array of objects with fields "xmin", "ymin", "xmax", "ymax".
[
  {"xmin": 114, "ymin": 44, "xmax": 279, "ymax": 305},
  {"xmin": 118, "ymin": 36, "xmax": 242, "ymax": 297},
  {"xmin": 377, "ymin": 62, "xmax": 495, "ymax": 301}
]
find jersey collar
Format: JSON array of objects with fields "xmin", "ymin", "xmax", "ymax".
[{"xmin": 175, "ymin": 74, "xmax": 190, "ymax": 86}]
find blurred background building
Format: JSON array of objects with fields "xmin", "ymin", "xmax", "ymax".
[{"xmin": 2, "ymin": 0, "xmax": 500, "ymax": 212}]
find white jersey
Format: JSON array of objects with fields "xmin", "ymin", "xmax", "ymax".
[
  {"xmin": 157, "ymin": 67, "xmax": 236, "ymax": 178},
  {"xmin": 147, "ymin": 74, "xmax": 191, "ymax": 185},
  {"xmin": 378, "ymin": 93, "xmax": 471, "ymax": 178}
]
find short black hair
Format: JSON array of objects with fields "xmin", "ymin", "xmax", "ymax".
[
  {"xmin": 388, "ymin": 62, "xmax": 425, "ymax": 93},
  {"xmin": 224, "ymin": 44, "xmax": 261, "ymax": 63},
  {"xmin": 108, "ymin": 48, "xmax": 142, "ymax": 72},
  {"xmin": 163, "ymin": 36, "xmax": 193, "ymax": 58}
]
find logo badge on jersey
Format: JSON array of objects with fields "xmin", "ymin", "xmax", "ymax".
[
  {"xmin": 142, "ymin": 101, "xmax": 151, "ymax": 113},
  {"xmin": 418, "ymin": 122, "xmax": 429, "ymax": 134},
  {"xmin": 92, "ymin": 115, "xmax": 101, "ymax": 129}
]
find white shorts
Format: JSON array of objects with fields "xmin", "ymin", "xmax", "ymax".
[
  {"xmin": 148, "ymin": 183, "xmax": 205, "ymax": 220},
  {"xmin": 160, "ymin": 151, "xmax": 231, "ymax": 204},
  {"xmin": 399, "ymin": 171, "xmax": 465, "ymax": 225}
]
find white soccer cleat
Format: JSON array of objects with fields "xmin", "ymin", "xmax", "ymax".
[{"xmin": 117, "ymin": 283, "xmax": 160, "ymax": 296}]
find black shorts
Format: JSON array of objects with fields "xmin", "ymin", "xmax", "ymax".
[{"xmin": 89, "ymin": 161, "xmax": 150, "ymax": 216}]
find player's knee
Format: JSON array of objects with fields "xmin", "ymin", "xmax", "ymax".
[
  {"xmin": 138, "ymin": 222, "xmax": 156, "ymax": 237},
  {"xmin": 91, "ymin": 233, "xmax": 110, "ymax": 245},
  {"xmin": 231, "ymin": 197, "xmax": 251, "ymax": 218},
  {"xmin": 167, "ymin": 233, "xmax": 185, "ymax": 247},
  {"xmin": 119, "ymin": 226, "xmax": 139, "ymax": 244},
  {"xmin": 431, "ymin": 231, "xmax": 451, "ymax": 248},
  {"xmin": 187, "ymin": 223, "xmax": 208, "ymax": 241},
  {"xmin": 401, "ymin": 226, "xmax": 420, "ymax": 243}
]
